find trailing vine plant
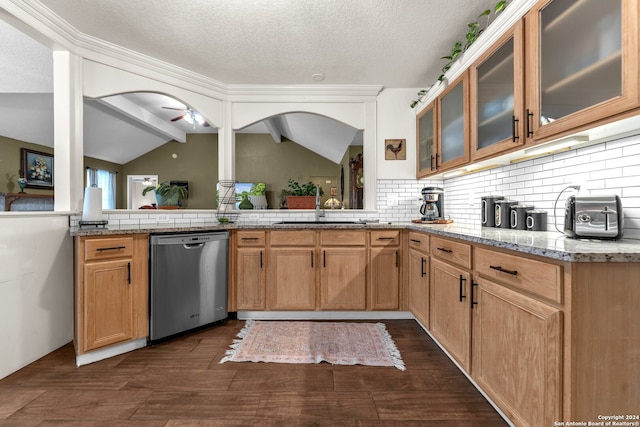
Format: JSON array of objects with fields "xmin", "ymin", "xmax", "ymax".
[{"xmin": 410, "ymin": 0, "xmax": 507, "ymax": 108}]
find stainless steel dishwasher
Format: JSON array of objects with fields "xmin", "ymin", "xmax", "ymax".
[{"xmin": 149, "ymin": 231, "xmax": 228, "ymax": 342}]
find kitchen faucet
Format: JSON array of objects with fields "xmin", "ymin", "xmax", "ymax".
[{"xmin": 315, "ymin": 185, "xmax": 325, "ymax": 221}]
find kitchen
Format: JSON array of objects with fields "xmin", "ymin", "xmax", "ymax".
[{"xmin": 1, "ymin": 0, "xmax": 640, "ymax": 425}]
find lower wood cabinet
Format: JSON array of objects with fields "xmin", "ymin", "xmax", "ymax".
[
  {"xmin": 369, "ymin": 230, "xmax": 401, "ymax": 310},
  {"xmin": 320, "ymin": 246, "xmax": 367, "ymax": 310},
  {"xmin": 268, "ymin": 230, "xmax": 317, "ymax": 310},
  {"xmin": 74, "ymin": 234, "xmax": 148, "ymax": 355},
  {"xmin": 429, "ymin": 257, "xmax": 472, "ymax": 371},
  {"xmin": 408, "ymin": 248, "xmax": 429, "ymax": 328},
  {"xmin": 472, "ymin": 276, "xmax": 562, "ymax": 427},
  {"xmin": 236, "ymin": 247, "xmax": 266, "ymax": 310}
]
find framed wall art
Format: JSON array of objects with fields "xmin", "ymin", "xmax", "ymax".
[
  {"xmin": 384, "ymin": 139, "xmax": 406, "ymax": 160},
  {"xmin": 21, "ymin": 148, "xmax": 54, "ymax": 190}
]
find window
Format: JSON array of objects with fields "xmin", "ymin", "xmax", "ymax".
[{"xmin": 86, "ymin": 168, "xmax": 116, "ymax": 209}]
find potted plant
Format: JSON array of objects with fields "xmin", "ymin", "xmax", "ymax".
[
  {"xmin": 283, "ymin": 179, "xmax": 323, "ymax": 209},
  {"xmin": 142, "ymin": 181, "xmax": 188, "ymax": 208}
]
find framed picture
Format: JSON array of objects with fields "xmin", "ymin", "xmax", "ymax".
[
  {"xmin": 385, "ymin": 139, "xmax": 406, "ymax": 160},
  {"xmin": 21, "ymin": 148, "xmax": 54, "ymax": 189}
]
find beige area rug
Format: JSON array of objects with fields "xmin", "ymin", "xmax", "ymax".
[{"xmin": 220, "ymin": 320, "xmax": 405, "ymax": 371}]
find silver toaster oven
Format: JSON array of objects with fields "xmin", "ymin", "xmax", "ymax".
[{"xmin": 564, "ymin": 195, "xmax": 623, "ymax": 240}]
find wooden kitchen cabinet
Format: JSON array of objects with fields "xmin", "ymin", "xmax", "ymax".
[
  {"xmin": 429, "ymin": 257, "xmax": 472, "ymax": 372},
  {"xmin": 416, "ymin": 101, "xmax": 437, "ymax": 177},
  {"xmin": 436, "ymin": 71, "xmax": 470, "ymax": 172},
  {"xmin": 472, "ymin": 276, "xmax": 562, "ymax": 427},
  {"xmin": 74, "ymin": 234, "xmax": 148, "ymax": 354},
  {"xmin": 408, "ymin": 232, "xmax": 430, "ymax": 327},
  {"xmin": 319, "ymin": 230, "xmax": 367, "ymax": 310},
  {"xmin": 525, "ymin": 0, "xmax": 639, "ymax": 143},
  {"xmin": 470, "ymin": 20, "xmax": 525, "ymax": 160},
  {"xmin": 268, "ymin": 231, "xmax": 316, "ymax": 310},
  {"xmin": 369, "ymin": 230, "xmax": 401, "ymax": 310},
  {"xmin": 236, "ymin": 231, "xmax": 266, "ymax": 310}
]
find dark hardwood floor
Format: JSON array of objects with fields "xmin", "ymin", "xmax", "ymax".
[{"xmin": 0, "ymin": 319, "xmax": 508, "ymax": 426}]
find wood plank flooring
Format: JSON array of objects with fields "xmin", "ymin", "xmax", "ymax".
[{"xmin": 0, "ymin": 320, "xmax": 508, "ymax": 426}]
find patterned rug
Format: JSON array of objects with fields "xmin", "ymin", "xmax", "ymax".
[{"xmin": 220, "ymin": 320, "xmax": 405, "ymax": 371}]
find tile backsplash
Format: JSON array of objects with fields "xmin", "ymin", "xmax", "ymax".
[
  {"xmin": 72, "ymin": 134, "xmax": 640, "ymax": 240},
  {"xmin": 411, "ymin": 133, "xmax": 640, "ymax": 240}
]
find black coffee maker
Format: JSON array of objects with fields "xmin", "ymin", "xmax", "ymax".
[{"xmin": 420, "ymin": 187, "xmax": 444, "ymax": 221}]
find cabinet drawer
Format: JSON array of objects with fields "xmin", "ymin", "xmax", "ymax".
[
  {"xmin": 84, "ymin": 236, "xmax": 134, "ymax": 261},
  {"xmin": 236, "ymin": 231, "xmax": 266, "ymax": 247},
  {"xmin": 271, "ymin": 230, "xmax": 316, "ymax": 246},
  {"xmin": 474, "ymin": 247, "xmax": 562, "ymax": 303},
  {"xmin": 408, "ymin": 232, "xmax": 430, "ymax": 253},
  {"xmin": 370, "ymin": 230, "xmax": 400, "ymax": 246},
  {"xmin": 430, "ymin": 236, "xmax": 471, "ymax": 269},
  {"xmin": 320, "ymin": 230, "xmax": 366, "ymax": 246}
]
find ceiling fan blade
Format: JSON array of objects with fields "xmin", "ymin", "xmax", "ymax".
[
  {"xmin": 203, "ymin": 122, "xmax": 210, "ymax": 127},
  {"xmin": 162, "ymin": 106, "xmax": 187, "ymax": 111},
  {"xmin": 170, "ymin": 114, "xmax": 186, "ymax": 121}
]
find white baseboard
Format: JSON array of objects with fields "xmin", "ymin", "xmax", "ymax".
[
  {"xmin": 75, "ymin": 338, "xmax": 147, "ymax": 367},
  {"xmin": 237, "ymin": 311, "xmax": 414, "ymax": 320}
]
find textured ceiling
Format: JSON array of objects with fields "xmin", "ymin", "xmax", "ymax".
[{"xmin": 39, "ymin": 0, "xmax": 498, "ymax": 87}]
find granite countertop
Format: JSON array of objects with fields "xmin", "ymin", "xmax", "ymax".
[{"xmin": 70, "ymin": 221, "xmax": 640, "ymax": 263}]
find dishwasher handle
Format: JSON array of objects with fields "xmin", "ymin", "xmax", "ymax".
[{"xmin": 183, "ymin": 243, "xmax": 206, "ymax": 249}]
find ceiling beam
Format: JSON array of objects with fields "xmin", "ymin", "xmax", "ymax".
[
  {"xmin": 97, "ymin": 96, "xmax": 186, "ymax": 142},
  {"xmin": 263, "ymin": 116, "xmax": 283, "ymax": 143}
]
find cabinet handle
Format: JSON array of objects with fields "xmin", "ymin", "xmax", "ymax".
[
  {"xmin": 96, "ymin": 246, "xmax": 125, "ymax": 252},
  {"xmin": 430, "ymin": 155, "xmax": 435, "ymax": 171},
  {"xmin": 471, "ymin": 280, "xmax": 478, "ymax": 309},
  {"xmin": 323, "ymin": 250, "xmax": 326, "ymax": 268},
  {"xmin": 377, "ymin": 237, "xmax": 395, "ymax": 240},
  {"xmin": 526, "ymin": 109, "xmax": 534, "ymax": 138},
  {"xmin": 435, "ymin": 153, "xmax": 440, "ymax": 170},
  {"xmin": 127, "ymin": 262, "xmax": 131, "ymax": 284},
  {"xmin": 311, "ymin": 250, "xmax": 314, "ymax": 268},
  {"xmin": 489, "ymin": 265, "xmax": 518, "ymax": 276},
  {"xmin": 512, "ymin": 115, "xmax": 519, "ymax": 142},
  {"xmin": 421, "ymin": 257, "xmax": 426, "ymax": 277},
  {"xmin": 459, "ymin": 275, "xmax": 466, "ymax": 302},
  {"xmin": 259, "ymin": 251, "xmax": 263, "ymax": 269},
  {"xmin": 241, "ymin": 237, "xmax": 259, "ymax": 241},
  {"xmin": 410, "ymin": 238, "xmax": 421, "ymax": 243},
  {"xmin": 395, "ymin": 250, "xmax": 399, "ymax": 268},
  {"xmin": 436, "ymin": 247, "xmax": 452, "ymax": 253}
]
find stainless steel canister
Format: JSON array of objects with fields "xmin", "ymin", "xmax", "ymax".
[
  {"xmin": 526, "ymin": 209, "xmax": 548, "ymax": 231},
  {"xmin": 495, "ymin": 200, "xmax": 518, "ymax": 229},
  {"xmin": 510, "ymin": 205, "xmax": 534, "ymax": 230}
]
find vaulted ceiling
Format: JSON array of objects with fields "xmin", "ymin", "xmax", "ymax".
[{"xmin": 1, "ymin": 0, "xmax": 499, "ymax": 164}]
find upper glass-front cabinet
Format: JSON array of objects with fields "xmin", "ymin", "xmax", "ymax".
[
  {"xmin": 437, "ymin": 72, "xmax": 470, "ymax": 171},
  {"xmin": 471, "ymin": 21, "xmax": 524, "ymax": 161},
  {"xmin": 526, "ymin": 0, "xmax": 638, "ymax": 141},
  {"xmin": 416, "ymin": 101, "xmax": 437, "ymax": 178}
]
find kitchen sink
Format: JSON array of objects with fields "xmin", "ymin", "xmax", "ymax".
[{"xmin": 273, "ymin": 221, "xmax": 358, "ymax": 224}]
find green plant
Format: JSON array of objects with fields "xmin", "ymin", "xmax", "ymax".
[
  {"xmin": 248, "ymin": 182, "xmax": 266, "ymax": 195},
  {"xmin": 284, "ymin": 179, "xmax": 324, "ymax": 197},
  {"xmin": 435, "ymin": 0, "xmax": 508, "ymax": 84},
  {"xmin": 410, "ymin": 89, "xmax": 429, "ymax": 109},
  {"xmin": 142, "ymin": 181, "xmax": 188, "ymax": 200}
]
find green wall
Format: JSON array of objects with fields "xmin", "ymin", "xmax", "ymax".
[
  {"xmin": 83, "ymin": 157, "xmax": 124, "ymax": 208},
  {"xmin": 123, "ymin": 133, "xmax": 219, "ymax": 209}
]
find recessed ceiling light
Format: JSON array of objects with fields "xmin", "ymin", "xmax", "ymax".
[{"xmin": 311, "ymin": 73, "xmax": 325, "ymax": 82}]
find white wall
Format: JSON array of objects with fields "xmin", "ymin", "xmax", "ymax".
[{"xmin": 0, "ymin": 215, "xmax": 73, "ymax": 379}]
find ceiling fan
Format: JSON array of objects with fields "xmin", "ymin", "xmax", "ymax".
[{"xmin": 162, "ymin": 106, "xmax": 210, "ymax": 127}]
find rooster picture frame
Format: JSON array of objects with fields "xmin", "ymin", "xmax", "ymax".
[{"xmin": 384, "ymin": 139, "xmax": 406, "ymax": 160}]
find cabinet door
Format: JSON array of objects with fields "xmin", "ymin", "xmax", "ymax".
[
  {"xmin": 437, "ymin": 71, "xmax": 470, "ymax": 171},
  {"xmin": 526, "ymin": 0, "xmax": 638, "ymax": 141},
  {"xmin": 320, "ymin": 247, "xmax": 367, "ymax": 310},
  {"xmin": 268, "ymin": 248, "xmax": 316, "ymax": 310},
  {"xmin": 471, "ymin": 21, "xmax": 525, "ymax": 160},
  {"xmin": 416, "ymin": 101, "xmax": 437, "ymax": 177},
  {"xmin": 369, "ymin": 247, "xmax": 400, "ymax": 310},
  {"xmin": 408, "ymin": 249, "xmax": 429, "ymax": 328},
  {"xmin": 472, "ymin": 277, "xmax": 562, "ymax": 427},
  {"xmin": 429, "ymin": 258, "xmax": 471, "ymax": 371},
  {"xmin": 236, "ymin": 247, "xmax": 266, "ymax": 310},
  {"xmin": 83, "ymin": 259, "xmax": 134, "ymax": 352}
]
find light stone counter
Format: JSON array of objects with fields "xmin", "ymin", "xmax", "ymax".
[{"xmin": 70, "ymin": 221, "xmax": 640, "ymax": 263}]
